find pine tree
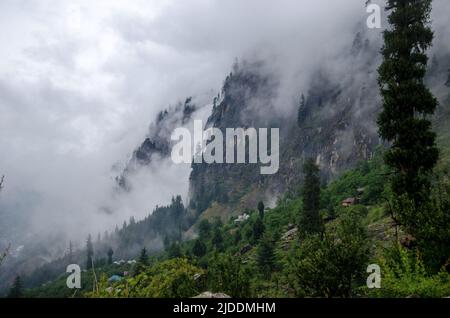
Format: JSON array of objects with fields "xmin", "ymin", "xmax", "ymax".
[
  {"xmin": 107, "ymin": 248, "xmax": 114, "ymax": 265},
  {"xmin": 299, "ymin": 159, "xmax": 323, "ymax": 236},
  {"xmin": 234, "ymin": 229, "xmax": 242, "ymax": 244},
  {"xmin": 168, "ymin": 242, "xmax": 182, "ymax": 259},
  {"xmin": 297, "ymin": 93, "xmax": 306, "ymax": 126},
  {"xmin": 68, "ymin": 241, "xmax": 73, "ymax": 263},
  {"xmin": 208, "ymin": 252, "xmax": 251, "ymax": 297},
  {"xmin": 133, "ymin": 247, "xmax": 149, "ymax": 275},
  {"xmin": 288, "ymin": 209, "xmax": 369, "ymax": 297},
  {"xmin": 192, "ymin": 239, "xmax": 207, "ymax": 258},
  {"xmin": 7, "ymin": 275, "xmax": 23, "ymax": 298},
  {"xmin": 256, "ymin": 233, "xmax": 276, "ymax": 279},
  {"xmin": 252, "ymin": 217, "xmax": 265, "ymax": 242},
  {"xmin": 198, "ymin": 219, "xmax": 211, "ymax": 240},
  {"xmin": 139, "ymin": 247, "xmax": 148, "ymax": 266},
  {"xmin": 212, "ymin": 228, "xmax": 224, "ymax": 251},
  {"xmin": 86, "ymin": 234, "xmax": 94, "ymax": 270},
  {"xmin": 163, "ymin": 236, "xmax": 171, "ymax": 250},
  {"xmin": 378, "ymin": 0, "xmax": 438, "ymax": 207},
  {"xmin": 257, "ymin": 201, "xmax": 265, "ymax": 219}
]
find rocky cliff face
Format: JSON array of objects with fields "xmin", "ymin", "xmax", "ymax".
[
  {"xmin": 116, "ymin": 97, "xmax": 197, "ymax": 191},
  {"xmin": 188, "ymin": 32, "xmax": 383, "ymax": 219},
  {"xmin": 119, "ymin": 30, "xmax": 450, "ymax": 222}
]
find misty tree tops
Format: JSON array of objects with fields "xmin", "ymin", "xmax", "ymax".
[
  {"xmin": 86, "ymin": 234, "xmax": 94, "ymax": 270},
  {"xmin": 378, "ymin": 0, "xmax": 438, "ymax": 203},
  {"xmin": 7, "ymin": 276, "xmax": 23, "ymax": 298},
  {"xmin": 297, "ymin": 94, "xmax": 306, "ymax": 126}
]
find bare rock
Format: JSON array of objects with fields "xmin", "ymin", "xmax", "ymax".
[{"xmin": 193, "ymin": 292, "xmax": 231, "ymax": 298}]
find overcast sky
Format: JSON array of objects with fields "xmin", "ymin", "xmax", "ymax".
[{"xmin": 1, "ymin": 0, "xmax": 449, "ymax": 245}]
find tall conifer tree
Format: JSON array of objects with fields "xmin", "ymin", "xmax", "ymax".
[
  {"xmin": 299, "ymin": 159, "xmax": 323, "ymax": 236},
  {"xmin": 378, "ymin": 0, "xmax": 438, "ymax": 208},
  {"xmin": 7, "ymin": 275, "xmax": 23, "ymax": 298},
  {"xmin": 86, "ymin": 234, "xmax": 94, "ymax": 270}
]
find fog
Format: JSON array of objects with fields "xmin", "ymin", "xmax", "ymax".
[{"xmin": 1, "ymin": 0, "xmax": 450, "ymax": 249}]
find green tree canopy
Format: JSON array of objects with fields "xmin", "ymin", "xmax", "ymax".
[
  {"xmin": 192, "ymin": 239, "xmax": 207, "ymax": 258},
  {"xmin": 257, "ymin": 233, "xmax": 277, "ymax": 279},
  {"xmin": 86, "ymin": 234, "xmax": 94, "ymax": 270},
  {"xmin": 299, "ymin": 158, "xmax": 323, "ymax": 236},
  {"xmin": 378, "ymin": 0, "xmax": 438, "ymax": 206}
]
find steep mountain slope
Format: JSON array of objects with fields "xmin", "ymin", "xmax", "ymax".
[
  {"xmin": 7, "ymin": 35, "xmax": 450, "ymax": 295},
  {"xmin": 188, "ymin": 32, "xmax": 383, "ymax": 220},
  {"xmin": 120, "ymin": 32, "xmax": 450, "ymax": 226},
  {"xmin": 115, "ymin": 97, "xmax": 197, "ymax": 191}
]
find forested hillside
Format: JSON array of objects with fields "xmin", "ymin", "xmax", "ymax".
[{"xmin": 22, "ymin": 149, "xmax": 450, "ymax": 298}]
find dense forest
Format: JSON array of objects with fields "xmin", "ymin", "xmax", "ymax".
[{"xmin": 17, "ymin": 149, "xmax": 450, "ymax": 298}]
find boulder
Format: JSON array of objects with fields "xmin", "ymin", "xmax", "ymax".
[{"xmin": 193, "ymin": 292, "xmax": 231, "ymax": 298}]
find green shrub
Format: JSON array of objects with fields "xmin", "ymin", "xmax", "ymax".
[
  {"xmin": 371, "ymin": 245, "xmax": 450, "ymax": 298},
  {"xmin": 286, "ymin": 209, "xmax": 370, "ymax": 297},
  {"xmin": 88, "ymin": 258, "xmax": 204, "ymax": 298},
  {"xmin": 207, "ymin": 252, "xmax": 252, "ymax": 298}
]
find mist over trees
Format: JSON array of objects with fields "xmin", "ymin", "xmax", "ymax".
[{"xmin": 7, "ymin": 276, "xmax": 23, "ymax": 298}]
